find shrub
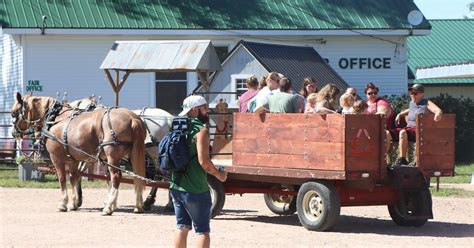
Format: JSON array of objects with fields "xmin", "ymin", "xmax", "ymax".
[{"xmin": 387, "ymin": 94, "xmax": 474, "ymax": 162}]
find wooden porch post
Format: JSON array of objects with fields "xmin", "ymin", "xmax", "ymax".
[
  {"xmin": 197, "ymin": 70, "xmax": 210, "ymax": 103},
  {"xmin": 104, "ymin": 69, "xmax": 130, "ymax": 107}
]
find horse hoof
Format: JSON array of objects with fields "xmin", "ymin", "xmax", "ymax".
[
  {"xmin": 143, "ymin": 198, "xmax": 155, "ymax": 210},
  {"xmin": 133, "ymin": 207, "xmax": 144, "ymax": 214},
  {"xmin": 77, "ymin": 198, "xmax": 83, "ymax": 208},
  {"xmin": 68, "ymin": 205, "xmax": 78, "ymax": 211},
  {"xmin": 58, "ymin": 206, "xmax": 68, "ymax": 212},
  {"xmin": 102, "ymin": 208, "xmax": 113, "ymax": 216}
]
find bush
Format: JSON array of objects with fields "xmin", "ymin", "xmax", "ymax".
[{"xmin": 387, "ymin": 94, "xmax": 474, "ymax": 162}]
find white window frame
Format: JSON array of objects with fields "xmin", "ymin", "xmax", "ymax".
[{"xmin": 231, "ymin": 74, "xmax": 253, "ymax": 103}]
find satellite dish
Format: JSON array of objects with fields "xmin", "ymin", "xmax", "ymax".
[{"xmin": 408, "ymin": 10, "xmax": 423, "ymax": 26}]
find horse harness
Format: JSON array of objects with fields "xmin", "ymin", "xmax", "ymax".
[
  {"xmin": 139, "ymin": 107, "xmax": 159, "ymax": 147},
  {"xmin": 97, "ymin": 107, "xmax": 133, "ymax": 153},
  {"xmin": 35, "ymin": 104, "xmax": 132, "ymax": 163}
]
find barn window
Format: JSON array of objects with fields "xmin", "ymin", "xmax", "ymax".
[{"xmin": 231, "ymin": 74, "xmax": 253, "ymax": 102}]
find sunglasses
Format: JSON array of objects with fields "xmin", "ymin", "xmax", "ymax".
[{"xmin": 367, "ymin": 91, "xmax": 378, "ymax": 96}]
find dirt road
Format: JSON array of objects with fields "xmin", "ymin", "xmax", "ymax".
[{"xmin": 1, "ymin": 188, "xmax": 473, "ymax": 247}]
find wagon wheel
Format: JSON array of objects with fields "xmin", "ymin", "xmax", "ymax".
[
  {"xmin": 388, "ymin": 188, "xmax": 432, "ymax": 227},
  {"xmin": 296, "ymin": 181, "xmax": 340, "ymax": 231},
  {"xmin": 263, "ymin": 184, "xmax": 297, "ymax": 215},
  {"xmin": 208, "ymin": 175, "xmax": 225, "ymax": 218}
]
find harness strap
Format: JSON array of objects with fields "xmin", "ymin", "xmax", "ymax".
[
  {"xmin": 140, "ymin": 107, "xmax": 159, "ymax": 146},
  {"xmin": 96, "ymin": 107, "xmax": 132, "ymax": 160},
  {"xmin": 62, "ymin": 110, "xmax": 82, "ymax": 161}
]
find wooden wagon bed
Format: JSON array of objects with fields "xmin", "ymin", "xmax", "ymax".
[{"xmin": 212, "ymin": 113, "xmax": 455, "ymax": 184}]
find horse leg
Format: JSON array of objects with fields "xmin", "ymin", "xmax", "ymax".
[
  {"xmin": 129, "ymin": 119, "xmax": 146, "ymax": 214},
  {"xmin": 51, "ymin": 156, "xmax": 68, "ymax": 212},
  {"xmin": 143, "ymin": 187, "xmax": 158, "ymax": 210},
  {"xmin": 68, "ymin": 161, "xmax": 81, "ymax": 211},
  {"xmin": 103, "ymin": 164, "xmax": 121, "ymax": 216}
]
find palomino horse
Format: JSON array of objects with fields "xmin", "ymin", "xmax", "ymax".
[
  {"xmin": 11, "ymin": 93, "xmax": 146, "ymax": 215},
  {"xmin": 69, "ymin": 96, "xmax": 174, "ymax": 209}
]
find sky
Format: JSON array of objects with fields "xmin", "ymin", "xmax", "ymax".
[{"xmin": 414, "ymin": 0, "xmax": 472, "ymax": 19}]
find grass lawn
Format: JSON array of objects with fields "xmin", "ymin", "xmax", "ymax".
[
  {"xmin": 440, "ymin": 163, "xmax": 473, "ymax": 184},
  {"xmin": 430, "ymin": 187, "xmax": 474, "ymax": 197},
  {"xmin": 0, "ymin": 165, "xmax": 112, "ymax": 189}
]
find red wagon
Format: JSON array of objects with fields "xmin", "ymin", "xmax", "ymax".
[{"xmin": 206, "ymin": 112, "xmax": 455, "ymax": 231}]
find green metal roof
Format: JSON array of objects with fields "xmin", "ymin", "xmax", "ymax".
[
  {"xmin": 0, "ymin": 0, "xmax": 430, "ymax": 30},
  {"xmin": 408, "ymin": 19, "xmax": 474, "ymax": 85}
]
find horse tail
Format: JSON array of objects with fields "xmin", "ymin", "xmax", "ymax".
[{"xmin": 129, "ymin": 116, "xmax": 146, "ymax": 204}]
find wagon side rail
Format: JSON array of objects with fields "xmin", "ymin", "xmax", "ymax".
[{"xmin": 416, "ymin": 114, "xmax": 455, "ymax": 178}]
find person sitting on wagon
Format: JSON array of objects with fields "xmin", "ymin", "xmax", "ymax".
[
  {"xmin": 304, "ymin": 93, "xmax": 318, "ymax": 113},
  {"xmin": 313, "ymin": 84, "xmax": 340, "ymax": 114},
  {"xmin": 351, "ymin": 100, "xmax": 368, "ymax": 115},
  {"xmin": 250, "ymin": 72, "xmax": 280, "ymax": 113},
  {"xmin": 365, "ymin": 82, "xmax": 394, "ymax": 130},
  {"xmin": 339, "ymin": 93, "xmax": 356, "ymax": 114},
  {"xmin": 237, "ymin": 76, "xmax": 259, "ymax": 113},
  {"xmin": 263, "ymin": 77, "xmax": 301, "ymax": 113},
  {"xmin": 299, "ymin": 77, "xmax": 318, "ymax": 99},
  {"xmin": 389, "ymin": 84, "xmax": 443, "ymax": 165},
  {"xmin": 345, "ymin": 87, "xmax": 360, "ymax": 100}
]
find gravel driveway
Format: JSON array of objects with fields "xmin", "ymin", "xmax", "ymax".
[{"xmin": 1, "ymin": 188, "xmax": 473, "ymax": 247}]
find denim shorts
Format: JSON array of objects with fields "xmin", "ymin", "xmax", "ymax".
[{"xmin": 170, "ymin": 189, "xmax": 212, "ymax": 234}]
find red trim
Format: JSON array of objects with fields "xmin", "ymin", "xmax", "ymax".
[
  {"xmin": 338, "ymin": 186, "xmax": 399, "ymax": 206},
  {"xmin": 224, "ymin": 186, "xmax": 297, "ymax": 196}
]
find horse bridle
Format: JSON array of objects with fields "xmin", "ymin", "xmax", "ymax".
[
  {"xmin": 11, "ymin": 100, "xmax": 39, "ymax": 136},
  {"xmin": 12, "ymin": 99, "xmax": 63, "ymax": 137}
]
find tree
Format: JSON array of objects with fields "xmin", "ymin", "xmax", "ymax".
[{"xmin": 464, "ymin": 1, "xmax": 474, "ymax": 19}]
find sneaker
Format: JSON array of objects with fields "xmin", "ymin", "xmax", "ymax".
[{"xmin": 395, "ymin": 157, "xmax": 409, "ymax": 166}]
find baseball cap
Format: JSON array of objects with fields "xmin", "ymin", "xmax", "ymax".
[
  {"xmin": 179, "ymin": 95, "xmax": 207, "ymax": 116},
  {"xmin": 408, "ymin": 83, "xmax": 425, "ymax": 93}
]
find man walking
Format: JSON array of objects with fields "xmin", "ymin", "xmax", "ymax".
[{"xmin": 170, "ymin": 95, "xmax": 227, "ymax": 248}]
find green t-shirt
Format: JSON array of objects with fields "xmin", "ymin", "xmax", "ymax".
[
  {"xmin": 264, "ymin": 91, "xmax": 301, "ymax": 113},
  {"xmin": 169, "ymin": 118, "xmax": 210, "ymax": 193}
]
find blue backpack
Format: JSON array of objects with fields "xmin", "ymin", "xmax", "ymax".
[{"xmin": 158, "ymin": 117, "xmax": 193, "ymax": 178}]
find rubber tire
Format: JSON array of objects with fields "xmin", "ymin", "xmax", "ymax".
[
  {"xmin": 296, "ymin": 181, "xmax": 340, "ymax": 231},
  {"xmin": 207, "ymin": 175, "xmax": 225, "ymax": 218},
  {"xmin": 388, "ymin": 188, "xmax": 431, "ymax": 227},
  {"xmin": 263, "ymin": 185, "xmax": 297, "ymax": 215}
]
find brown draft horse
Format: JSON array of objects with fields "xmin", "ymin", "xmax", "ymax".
[{"xmin": 11, "ymin": 93, "xmax": 146, "ymax": 215}]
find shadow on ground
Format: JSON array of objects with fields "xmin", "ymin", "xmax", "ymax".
[
  {"xmin": 80, "ymin": 205, "xmax": 175, "ymax": 216},
  {"xmin": 216, "ymin": 212, "xmax": 474, "ymax": 238}
]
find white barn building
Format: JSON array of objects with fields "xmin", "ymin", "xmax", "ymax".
[{"xmin": 1, "ymin": 0, "xmax": 431, "ymax": 124}]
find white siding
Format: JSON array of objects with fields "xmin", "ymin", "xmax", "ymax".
[
  {"xmin": 209, "ymin": 46, "xmax": 267, "ymax": 107},
  {"xmin": 313, "ymin": 36, "xmax": 408, "ymax": 98},
  {"xmin": 23, "ymin": 35, "xmax": 154, "ymax": 109},
  {"xmin": 209, "ymin": 36, "xmax": 408, "ymax": 102},
  {"xmin": 1, "ymin": 34, "xmax": 23, "ymax": 137}
]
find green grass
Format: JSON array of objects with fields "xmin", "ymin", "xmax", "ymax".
[
  {"xmin": 430, "ymin": 187, "xmax": 474, "ymax": 198},
  {"xmin": 0, "ymin": 165, "xmax": 114, "ymax": 189},
  {"xmin": 440, "ymin": 163, "xmax": 473, "ymax": 184}
]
